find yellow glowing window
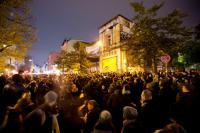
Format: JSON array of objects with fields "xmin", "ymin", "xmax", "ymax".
[{"xmin": 102, "ymin": 56, "xmax": 117, "ymax": 72}]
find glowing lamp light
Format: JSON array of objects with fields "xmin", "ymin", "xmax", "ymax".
[
  {"xmin": 11, "ymin": 70, "xmax": 18, "ymax": 74},
  {"xmin": 97, "ymin": 41, "xmax": 103, "ymax": 47}
]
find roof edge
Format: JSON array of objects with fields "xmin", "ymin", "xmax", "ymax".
[{"xmin": 98, "ymin": 14, "xmax": 132, "ymax": 29}]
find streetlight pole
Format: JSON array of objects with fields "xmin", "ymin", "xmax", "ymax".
[{"xmin": 29, "ymin": 59, "xmax": 33, "ymax": 73}]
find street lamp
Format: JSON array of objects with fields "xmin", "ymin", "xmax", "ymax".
[
  {"xmin": 97, "ymin": 41, "xmax": 103, "ymax": 47},
  {"xmin": 29, "ymin": 59, "xmax": 33, "ymax": 73}
]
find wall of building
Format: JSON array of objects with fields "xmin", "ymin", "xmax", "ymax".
[
  {"xmin": 48, "ymin": 52, "xmax": 59, "ymax": 70},
  {"xmin": 99, "ymin": 15, "xmax": 132, "ymax": 73}
]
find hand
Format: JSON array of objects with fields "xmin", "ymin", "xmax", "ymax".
[{"xmin": 7, "ymin": 106, "xmax": 15, "ymax": 111}]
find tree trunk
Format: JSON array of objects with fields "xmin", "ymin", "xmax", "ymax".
[{"xmin": 152, "ymin": 56, "xmax": 157, "ymax": 74}]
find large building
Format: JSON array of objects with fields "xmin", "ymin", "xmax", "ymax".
[{"xmin": 99, "ymin": 15, "xmax": 133, "ymax": 73}]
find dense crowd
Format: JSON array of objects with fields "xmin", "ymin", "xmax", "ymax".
[{"xmin": 0, "ymin": 70, "xmax": 199, "ymax": 133}]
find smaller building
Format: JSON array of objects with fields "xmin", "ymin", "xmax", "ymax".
[
  {"xmin": 60, "ymin": 39, "xmax": 82, "ymax": 52},
  {"xmin": 86, "ymin": 42, "xmax": 100, "ymax": 72},
  {"xmin": 59, "ymin": 39, "xmax": 100, "ymax": 73},
  {"xmin": 48, "ymin": 51, "xmax": 59, "ymax": 70}
]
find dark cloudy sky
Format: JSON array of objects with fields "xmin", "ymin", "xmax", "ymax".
[{"xmin": 29, "ymin": 0, "xmax": 200, "ymax": 66}]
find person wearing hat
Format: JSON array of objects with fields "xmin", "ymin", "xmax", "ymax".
[
  {"xmin": 121, "ymin": 106, "xmax": 144, "ymax": 133},
  {"xmin": 83, "ymin": 100, "xmax": 101, "ymax": 133},
  {"xmin": 93, "ymin": 110, "xmax": 116, "ymax": 133},
  {"xmin": 23, "ymin": 91, "xmax": 60, "ymax": 133}
]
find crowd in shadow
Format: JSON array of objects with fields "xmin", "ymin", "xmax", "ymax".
[{"xmin": 0, "ymin": 70, "xmax": 199, "ymax": 133}]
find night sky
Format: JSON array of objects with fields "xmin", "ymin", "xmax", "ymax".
[{"xmin": 29, "ymin": 0, "xmax": 200, "ymax": 66}]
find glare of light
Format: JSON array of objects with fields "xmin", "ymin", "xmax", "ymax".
[
  {"xmin": 97, "ymin": 41, "xmax": 103, "ymax": 47},
  {"xmin": 29, "ymin": 59, "xmax": 33, "ymax": 62},
  {"xmin": 5, "ymin": 68, "xmax": 9, "ymax": 72},
  {"xmin": 79, "ymin": 93, "xmax": 84, "ymax": 99},
  {"xmin": 11, "ymin": 70, "xmax": 18, "ymax": 74},
  {"xmin": 55, "ymin": 70, "xmax": 61, "ymax": 75},
  {"xmin": 43, "ymin": 71, "xmax": 50, "ymax": 75}
]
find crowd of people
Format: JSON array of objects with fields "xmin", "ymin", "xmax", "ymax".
[{"xmin": 0, "ymin": 70, "xmax": 199, "ymax": 133}]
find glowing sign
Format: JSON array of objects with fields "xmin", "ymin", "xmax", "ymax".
[{"xmin": 161, "ymin": 54, "xmax": 171, "ymax": 63}]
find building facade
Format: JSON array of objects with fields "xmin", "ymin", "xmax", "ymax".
[
  {"xmin": 48, "ymin": 51, "xmax": 59, "ymax": 70},
  {"xmin": 99, "ymin": 15, "xmax": 133, "ymax": 73},
  {"xmin": 86, "ymin": 42, "xmax": 100, "ymax": 72},
  {"xmin": 60, "ymin": 39, "xmax": 100, "ymax": 73}
]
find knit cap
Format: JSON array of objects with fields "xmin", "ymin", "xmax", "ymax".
[
  {"xmin": 123, "ymin": 106, "xmax": 138, "ymax": 120},
  {"xmin": 99, "ymin": 110, "xmax": 112, "ymax": 123},
  {"xmin": 44, "ymin": 91, "xmax": 58, "ymax": 106},
  {"xmin": 88, "ymin": 100, "xmax": 99, "ymax": 108}
]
